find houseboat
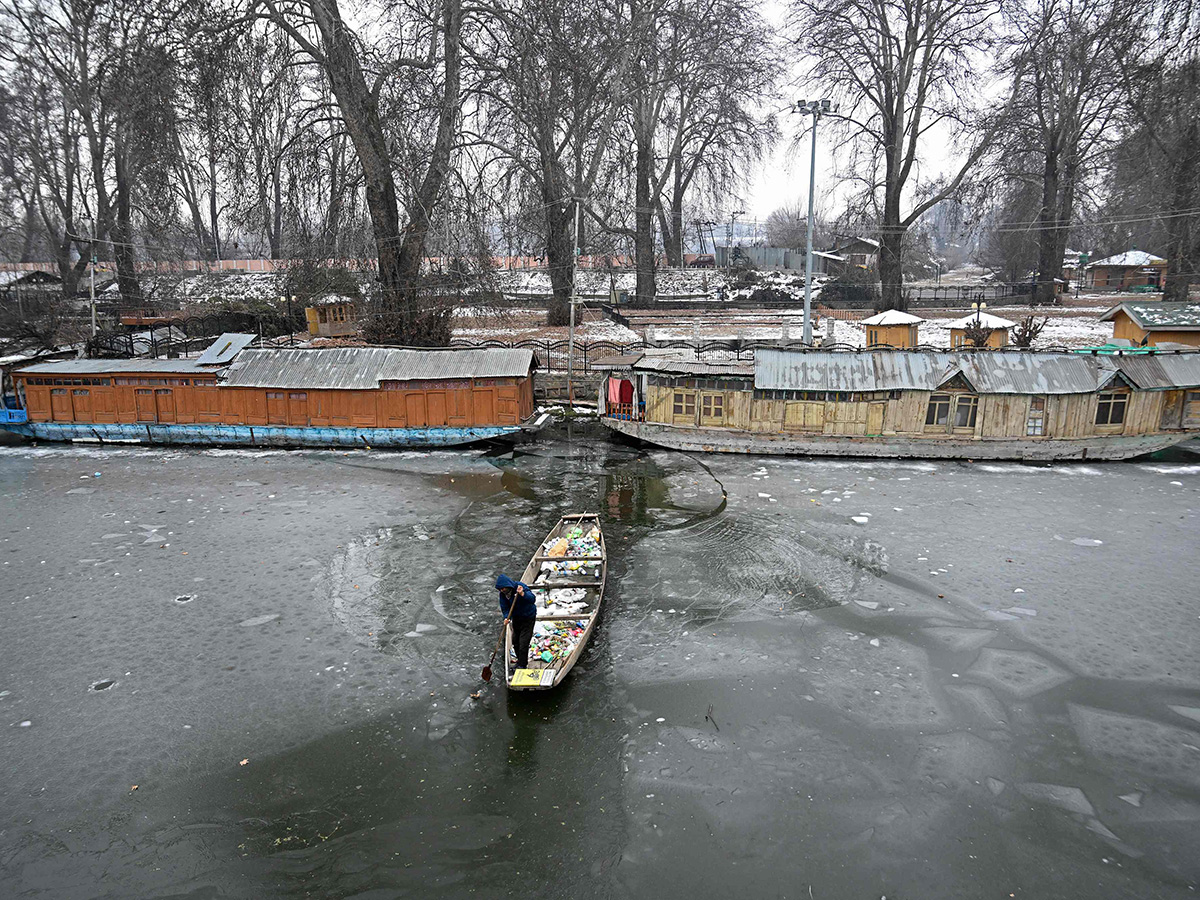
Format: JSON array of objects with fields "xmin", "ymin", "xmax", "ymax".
[
  {"xmin": 0, "ymin": 336, "xmax": 542, "ymax": 449},
  {"xmin": 598, "ymin": 349, "xmax": 1200, "ymax": 461}
]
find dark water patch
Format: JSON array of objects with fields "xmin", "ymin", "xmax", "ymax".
[{"xmin": 90, "ymin": 679, "xmax": 116, "ymax": 692}]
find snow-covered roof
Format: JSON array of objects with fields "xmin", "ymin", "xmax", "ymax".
[
  {"xmin": 0, "ymin": 270, "xmax": 60, "ymax": 287},
  {"xmin": 1089, "ymin": 251, "xmax": 1165, "ymax": 268},
  {"xmin": 1099, "ymin": 302, "xmax": 1200, "ymax": 331},
  {"xmin": 310, "ymin": 292, "xmax": 359, "ymax": 306},
  {"xmin": 945, "ymin": 312, "xmax": 1017, "ymax": 330},
  {"xmin": 812, "ymin": 251, "xmax": 846, "ymax": 261},
  {"xmin": 861, "ymin": 310, "xmax": 924, "ymax": 326}
]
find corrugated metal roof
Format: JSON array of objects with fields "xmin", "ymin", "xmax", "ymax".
[
  {"xmin": 591, "ymin": 354, "xmax": 645, "ymax": 370},
  {"xmin": 754, "ymin": 350, "xmax": 1143, "ymax": 395},
  {"xmin": 1099, "ymin": 302, "xmax": 1200, "ymax": 330},
  {"xmin": 196, "ymin": 333, "xmax": 256, "ymax": 364},
  {"xmin": 1115, "ymin": 354, "xmax": 1200, "ymax": 389},
  {"xmin": 16, "ymin": 358, "xmax": 211, "ymax": 375},
  {"xmin": 220, "ymin": 347, "xmax": 536, "ymax": 389},
  {"xmin": 631, "ymin": 356, "xmax": 755, "ymax": 377}
]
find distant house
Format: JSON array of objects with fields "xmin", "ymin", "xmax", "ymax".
[
  {"xmin": 833, "ymin": 237, "xmax": 880, "ymax": 270},
  {"xmin": 305, "ymin": 294, "xmax": 359, "ymax": 337},
  {"xmin": 0, "ymin": 270, "xmax": 62, "ymax": 311},
  {"xmin": 862, "ymin": 310, "xmax": 923, "ymax": 348},
  {"xmin": 1099, "ymin": 302, "xmax": 1200, "ymax": 348},
  {"xmin": 946, "ymin": 311, "xmax": 1017, "ymax": 349},
  {"xmin": 811, "ymin": 250, "xmax": 846, "ymax": 276},
  {"xmin": 1086, "ymin": 251, "xmax": 1167, "ymax": 290}
]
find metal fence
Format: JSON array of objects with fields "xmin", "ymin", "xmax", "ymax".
[{"xmin": 87, "ymin": 310, "xmax": 303, "ymax": 358}]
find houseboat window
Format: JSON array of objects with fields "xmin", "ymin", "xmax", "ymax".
[
  {"xmin": 1026, "ymin": 396, "xmax": 1046, "ymax": 436},
  {"xmin": 267, "ymin": 391, "xmax": 284, "ymax": 399},
  {"xmin": 51, "ymin": 388, "xmax": 67, "ymax": 395},
  {"xmin": 701, "ymin": 394, "xmax": 724, "ymax": 419},
  {"xmin": 289, "ymin": 392, "xmax": 308, "ymax": 401},
  {"xmin": 1095, "ymin": 391, "xmax": 1128, "ymax": 426},
  {"xmin": 672, "ymin": 392, "xmax": 695, "ymax": 416},
  {"xmin": 925, "ymin": 393, "xmax": 951, "ymax": 427},
  {"xmin": 155, "ymin": 389, "xmax": 171, "ymax": 396},
  {"xmin": 954, "ymin": 395, "xmax": 979, "ymax": 429},
  {"xmin": 72, "ymin": 389, "xmax": 89, "ymax": 396}
]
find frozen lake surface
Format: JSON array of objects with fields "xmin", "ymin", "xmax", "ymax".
[{"xmin": 1, "ymin": 427, "xmax": 1198, "ymax": 898}]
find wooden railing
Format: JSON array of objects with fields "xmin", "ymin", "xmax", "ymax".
[{"xmin": 604, "ymin": 403, "xmax": 644, "ymax": 421}]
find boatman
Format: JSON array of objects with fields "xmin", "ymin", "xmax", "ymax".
[{"xmin": 496, "ymin": 574, "xmax": 538, "ymax": 669}]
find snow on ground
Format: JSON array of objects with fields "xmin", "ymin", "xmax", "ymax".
[
  {"xmin": 654, "ymin": 308, "xmax": 1114, "ymax": 349},
  {"xmin": 450, "ymin": 305, "xmax": 639, "ymax": 342},
  {"xmin": 101, "ymin": 271, "xmax": 282, "ymax": 306}
]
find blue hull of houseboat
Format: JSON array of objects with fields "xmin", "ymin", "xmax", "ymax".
[{"xmin": 0, "ymin": 420, "xmax": 523, "ymax": 449}]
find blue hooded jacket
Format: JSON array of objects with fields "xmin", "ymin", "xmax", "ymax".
[{"xmin": 496, "ymin": 574, "xmax": 538, "ymax": 619}]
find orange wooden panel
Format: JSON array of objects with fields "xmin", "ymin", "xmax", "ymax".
[
  {"xmin": 266, "ymin": 391, "xmax": 287, "ymax": 424},
  {"xmin": 134, "ymin": 389, "xmax": 156, "ymax": 422},
  {"xmin": 93, "ymin": 388, "xmax": 116, "ymax": 423},
  {"xmin": 405, "ymin": 393, "xmax": 426, "ymax": 427},
  {"xmin": 472, "ymin": 388, "xmax": 495, "ymax": 425},
  {"xmin": 426, "ymin": 392, "xmax": 447, "ymax": 426}
]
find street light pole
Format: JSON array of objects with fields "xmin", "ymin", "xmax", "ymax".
[
  {"xmin": 797, "ymin": 98, "xmax": 834, "ymax": 346},
  {"xmin": 803, "ymin": 114, "xmax": 817, "ymax": 344}
]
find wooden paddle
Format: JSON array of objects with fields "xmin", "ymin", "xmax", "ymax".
[{"xmin": 481, "ymin": 613, "xmax": 513, "ymax": 683}]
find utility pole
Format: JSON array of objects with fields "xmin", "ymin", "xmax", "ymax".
[
  {"xmin": 727, "ymin": 209, "xmax": 745, "ymax": 276},
  {"xmin": 86, "ymin": 216, "xmax": 97, "ymax": 337},
  {"xmin": 797, "ymin": 98, "xmax": 834, "ymax": 345},
  {"xmin": 566, "ymin": 197, "xmax": 582, "ymax": 406}
]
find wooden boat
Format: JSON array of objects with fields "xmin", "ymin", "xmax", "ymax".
[{"xmin": 506, "ymin": 513, "xmax": 606, "ymax": 691}]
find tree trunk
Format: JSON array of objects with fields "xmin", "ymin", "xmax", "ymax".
[
  {"xmin": 395, "ymin": 0, "xmax": 461, "ymax": 286},
  {"xmin": 208, "ymin": 152, "xmax": 221, "ymax": 260},
  {"xmin": 634, "ymin": 134, "xmax": 656, "ymax": 305},
  {"xmin": 19, "ymin": 199, "xmax": 38, "ymax": 262},
  {"xmin": 543, "ymin": 180, "xmax": 573, "ymax": 326},
  {"xmin": 112, "ymin": 143, "xmax": 141, "ymax": 304},
  {"xmin": 1163, "ymin": 116, "xmax": 1198, "ymax": 302},
  {"xmin": 1033, "ymin": 147, "xmax": 1060, "ymax": 306},
  {"xmin": 878, "ymin": 127, "xmax": 905, "ymax": 310},
  {"xmin": 269, "ymin": 164, "xmax": 283, "ymax": 259}
]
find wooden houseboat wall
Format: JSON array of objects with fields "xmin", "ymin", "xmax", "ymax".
[
  {"xmin": 7, "ymin": 347, "xmax": 538, "ymax": 448},
  {"xmin": 640, "ymin": 377, "xmax": 1178, "ymax": 442},
  {"xmin": 605, "ymin": 349, "xmax": 1200, "ymax": 460}
]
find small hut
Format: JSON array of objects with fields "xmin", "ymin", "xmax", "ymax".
[
  {"xmin": 946, "ymin": 311, "xmax": 1017, "ymax": 349},
  {"xmin": 305, "ymin": 294, "xmax": 359, "ymax": 337},
  {"xmin": 862, "ymin": 310, "xmax": 924, "ymax": 348}
]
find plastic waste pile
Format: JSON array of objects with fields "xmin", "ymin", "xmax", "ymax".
[
  {"xmin": 536, "ymin": 524, "xmax": 603, "ymax": 583},
  {"xmin": 538, "ymin": 587, "xmax": 589, "ymax": 617},
  {"xmin": 530, "ymin": 619, "xmax": 588, "ymax": 664}
]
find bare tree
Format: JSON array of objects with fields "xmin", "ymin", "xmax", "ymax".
[
  {"xmin": 1113, "ymin": 4, "xmax": 1200, "ymax": 301},
  {"xmin": 765, "ymin": 199, "xmax": 831, "ymax": 250},
  {"xmin": 791, "ymin": 0, "xmax": 1020, "ymax": 310},
  {"xmin": 1010, "ymin": 314, "xmax": 1047, "ymax": 347},
  {"xmin": 466, "ymin": 0, "xmax": 633, "ymax": 323},
  {"xmin": 650, "ymin": 0, "xmax": 779, "ymax": 268},
  {"xmin": 1000, "ymin": 0, "xmax": 1134, "ymax": 305},
  {"xmin": 254, "ymin": 0, "xmax": 462, "ymax": 342}
]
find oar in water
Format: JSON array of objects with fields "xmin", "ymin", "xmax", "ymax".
[{"xmin": 481, "ymin": 613, "xmax": 513, "ymax": 683}]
